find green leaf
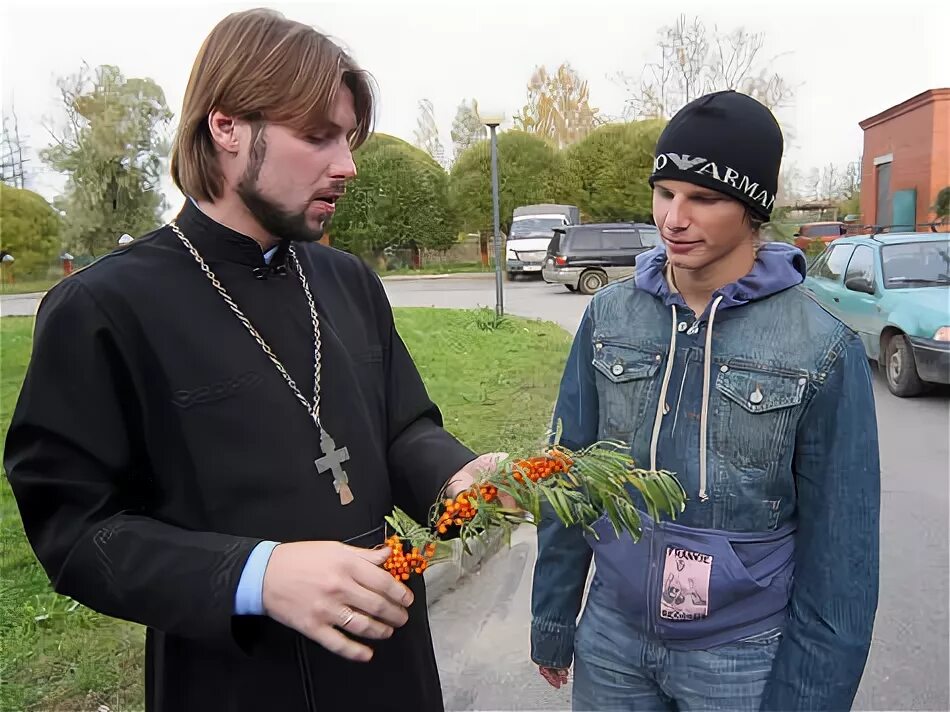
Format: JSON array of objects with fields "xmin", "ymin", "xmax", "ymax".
[{"xmin": 545, "ymin": 487, "xmax": 574, "ymax": 526}]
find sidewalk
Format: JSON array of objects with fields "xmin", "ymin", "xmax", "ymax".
[
  {"xmin": 423, "ymin": 527, "xmax": 509, "ymax": 606},
  {"xmin": 0, "ymin": 292, "xmax": 44, "ymax": 318}
]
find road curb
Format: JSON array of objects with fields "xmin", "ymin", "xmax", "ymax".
[{"xmin": 424, "ymin": 527, "xmax": 509, "ymax": 607}]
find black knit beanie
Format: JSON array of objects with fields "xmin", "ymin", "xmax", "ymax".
[{"xmin": 648, "ymin": 90, "xmax": 784, "ymax": 221}]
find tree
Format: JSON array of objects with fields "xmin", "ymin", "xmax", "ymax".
[
  {"xmin": 0, "ymin": 184, "xmax": 62, "ymax": 277},
  {"xmin": 412, "ymin": 98, "xmax": 446, "ymax": 168},
  {"xmin": 330, "ymin": 134, "xmax": 456, "ymax": 256},
  {"xmin": 706, "ymin": 26, "xmax": 795, "ymax": 111},
  {"xmin": 800, "ymin": 161, "xmax": 860, "ymax": 205},
  {"xmin": 449, "ymin": 131, "xmax": 569, "ymax": 237},
  {"xmin": 775, "ymin": 162, "xmax": 804, "ymax": 207},
  {"xmin": 514, "ymin": 63, "xmax": 603, "ymax": 149},
  {"xmin": 41, "ymin": 63, "xmax": 173, "ymax": 257},
  {"xmin": 820, "ymin": 163, "xmax": 841, "ymax": 204},
  {"xmin": 805, "ymin": 166, "xmax": 823, "ymax": 202},
  {"xmin": 618, "ymin": 14, "xmax": 794, "ymax": 120},
  {"xmin": 450, "ymin": 99, "xmax": 485, "ymax": 162},
  {"xmin": 565, "ymin": 120, "xmax": 666, "ymax": 223},
  {"xmin": 933, "ymin": 186, "xmax": 950, "ymax": 223},
  {"xmin": 358, "ymin": 132, "xmax": 408, "ymax": 155},
  {"xmin": 1, "ymin": 102, "xmax": 28, "ymax": 189},
  {"xmin": 836, "ymin": 160, "xmax": 862, "ymax": 216}
]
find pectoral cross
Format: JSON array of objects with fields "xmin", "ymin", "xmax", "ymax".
[{"xmin": 315, "ymin": 429, "xmax": 354, "ymax": 505}]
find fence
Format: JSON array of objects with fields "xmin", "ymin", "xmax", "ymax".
[
  {"xmin": 421, "ymin": 234, "xmax": 486, "ymax": 265},
  {"xmin": 360, "ymin": 233, "xmax": 500, "ymax": 272}
]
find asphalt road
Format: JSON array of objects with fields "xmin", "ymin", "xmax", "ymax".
[
  {"xmin": 382, "ymin": 273, "xmax": 590, "ymax": 332},
  {"xmin": 393, "ymin": 275, "xmax": 949, "ymax": 712},
  {"xmin": 0, "ymin": 292, "xmax": 45, "ymax": 318},
  {"xmin": 4, "ymin": 275, "xmax": 948, "ymax": 710}
]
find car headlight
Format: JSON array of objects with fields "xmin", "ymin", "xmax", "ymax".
[{"xmin": 934, "ymin": 327, "xmax": 950, "ymax": 342}]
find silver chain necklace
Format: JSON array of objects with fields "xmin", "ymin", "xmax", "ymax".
[{"xmin": 169, "ymin": 220, "xmax": 354, "ymax": 505}]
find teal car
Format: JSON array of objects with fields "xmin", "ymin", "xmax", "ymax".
[{"xmin": 802, "ymin": 232, "xmax": 950, "ymax": 397}]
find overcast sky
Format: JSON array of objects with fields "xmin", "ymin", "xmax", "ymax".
[{"xmin": 2, "ymin": 0, "xmax": 948, "ymax": 220}]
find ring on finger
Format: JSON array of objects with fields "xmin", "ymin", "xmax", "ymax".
[{"xmin": 339, "ymin": 607, "xmax": 355, "ymax": 629}]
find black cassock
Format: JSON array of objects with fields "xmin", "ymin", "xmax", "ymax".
[{"xmin": 5, "ymin": 200, "xmax": 477, "ymax": 712}]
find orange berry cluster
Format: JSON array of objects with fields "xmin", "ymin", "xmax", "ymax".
[
  {"xmin": 434, "ymin": 483, "xmax": 499, "ymax": 535},
  {"xmin": 382, "ymin": 451, "xmax": 575, "ymax": 581},
  {"xmin": 383, "ymin": 534, "xmax": 436, "ymax": 581},
  {"xmin": 435, "ymin": 493, "xmax": 473, "ymax": 534},
  {"xmin": 512, "ymin": 451, "xmax": 573, "ymax": 484},
  {"xmin": 478, "ymin": 482, "xmax": 499, "ymax": 503}
]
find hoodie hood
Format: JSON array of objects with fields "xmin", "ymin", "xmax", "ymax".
[{"xmin": 634, "ymin": 242, "xmax": 807, "ymax": 309}]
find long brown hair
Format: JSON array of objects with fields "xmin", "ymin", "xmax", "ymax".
[{"xmin": 171, "ymin": 8, "xmax": 375, "ymax": 201}]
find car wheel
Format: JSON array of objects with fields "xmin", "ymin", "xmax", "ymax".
[
  {"xmin": 578, "ymin": 269, "xmax": 608, "ymax": 295},
  {"xmin": 565, "ymin": 285, "xmax": 577, "ymax": 292},
  {"xmin": 884, "ymin": 334, "xmax": 926, "ymax": 397}
]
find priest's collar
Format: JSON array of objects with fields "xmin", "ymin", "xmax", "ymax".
[{"xmin": 174, "ymin": 198, "xmax": 283, "ymax": 270}]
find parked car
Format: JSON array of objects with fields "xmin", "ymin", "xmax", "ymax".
[
  {"xmin": 542, "ymin": 222, "xmax": 660, "ymax": 295},
  {"xmin": 505, "ymin": 204, "xmax": 580, "ymax": 279},
  {"xmin": 793, "ymin": 221, "xmax": 848, "ymax": 251},
  {"xmin": 802, "ymin": 232, "xmax": 950, "ymax": 396}
]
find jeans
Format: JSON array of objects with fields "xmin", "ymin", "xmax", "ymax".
[{"xmin": 572, "ymin": 592, "xmax": 781, "ymax": 712}]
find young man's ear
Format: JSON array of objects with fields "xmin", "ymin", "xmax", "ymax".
[{"xmin": 207, "ymin": 111, "xmax": 243, "ymax": 154}]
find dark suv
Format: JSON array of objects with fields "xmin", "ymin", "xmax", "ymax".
[{"xmin": 542, "ymin": 222, "xmax": 660, "ymax": 294}]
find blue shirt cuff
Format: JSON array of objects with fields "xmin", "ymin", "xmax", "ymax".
[{"xmin": 234, "ymin": 540, "xmax": 280, "ymax": 615}]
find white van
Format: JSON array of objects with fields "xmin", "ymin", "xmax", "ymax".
[{"xmin": 506, "ymin": 204, "xmax": 580, "ymax": 279}]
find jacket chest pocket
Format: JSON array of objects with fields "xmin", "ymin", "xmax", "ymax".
[
  {"xmin": 712, "ymin": 362, "xmax": 807, "ymax": 475},
  {"xmin": 592, "ymin": 342, "xmax": 663, "ymax": 445}
]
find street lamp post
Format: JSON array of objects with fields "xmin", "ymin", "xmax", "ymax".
[{"xmin": 481, "ymin": 111, "xmax": 505, "ymax": 317}]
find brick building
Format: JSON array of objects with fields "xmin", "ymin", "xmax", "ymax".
[{"xmin": 858, "ymin": 88, "xmax": 950, "ymax": 229}]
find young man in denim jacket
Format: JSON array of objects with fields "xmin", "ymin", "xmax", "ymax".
[{"xmin": 531, "ymin": 90, "xmax": 880, "ymax": 711}]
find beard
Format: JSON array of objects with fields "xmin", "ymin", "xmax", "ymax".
[{"xmin": 236, "ymin": 178, "xmax": 329, "ymax": 244}]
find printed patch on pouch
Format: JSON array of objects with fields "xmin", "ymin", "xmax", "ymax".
[{"xmin": 660, "ymin": 546, "xmax": 712, "ymax": 621}]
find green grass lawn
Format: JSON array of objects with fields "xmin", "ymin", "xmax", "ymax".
[
  {"xmin": 0, "ymin": 267, "xmax": 494, "ymax": 296},
  {"xmin": 0, "ymin": 278, "xmax": 61, "ymax": 296},
  {"xmin": 0, "ymin": 307, "xmax": 571, "ymax": 711}
]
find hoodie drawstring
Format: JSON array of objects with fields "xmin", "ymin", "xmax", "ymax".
[
  {"xmin": 698, "ymin": 295, "xmax": 724, "ymax": 501},
  {"xmin": 648, "ymin": 295, "xmax": 725, "ymax": 502}
]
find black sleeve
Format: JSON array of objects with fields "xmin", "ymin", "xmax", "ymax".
[
  {"xmin": 4, "ymin": 278, "xmax": 261, "ymax": 650},
  {"xmin": 367, "ymin": 274, "xmax": 477, "ymax": 523}
]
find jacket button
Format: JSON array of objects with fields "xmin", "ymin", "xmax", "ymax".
[
  {"xmin": 720, "ymin": 365, "xmax": 729, "ymax": 373},
  {"xmin": 678, "ymin": 322, "xmax": 688, "ymax": 332},
  {"xmin": 749, "ymin": 388, "xmax": 764, "ymax": 404},
  {"xmin": 611, "ymin": 363, "xmax": 624, "ymax": 376}
]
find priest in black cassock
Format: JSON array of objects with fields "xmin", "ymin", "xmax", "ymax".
[{"xmin": 4, "ymin": 9, "xmax": 506, "ymax": 712}]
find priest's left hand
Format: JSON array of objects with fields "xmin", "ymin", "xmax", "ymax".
[{"xmin": 444, "ymin": 452, "xmax": 518, "ymax": 510}]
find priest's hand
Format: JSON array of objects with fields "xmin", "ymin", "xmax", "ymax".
[
  {"xmin": 261, "ymin": 541, "xmax": 413, "ymax": 662},
  {"xmin": 445, "ymin": 452, "xmax": 518, "ymax": 510}
]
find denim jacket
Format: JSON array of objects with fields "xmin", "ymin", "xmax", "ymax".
[{"xmin": 531, "ymin": 243, "xmax": 880, "ymax": 711}]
